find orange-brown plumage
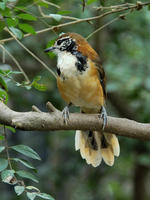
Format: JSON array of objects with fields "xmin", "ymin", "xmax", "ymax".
[
  {"xmin": 45, "ymin": 32, "xmax": 120, "ymax": 167},
  {"xmin": 57, "ymin": 59, "xmax": 104, "ymax": 110},
  {"xmin": 57, "ymin": 32, "xmax": 105, "ymax": 111}
]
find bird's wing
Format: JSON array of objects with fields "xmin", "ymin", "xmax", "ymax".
[{"xmin": 94, "ymin": 58, "xmax": 106, "ymax": 98}]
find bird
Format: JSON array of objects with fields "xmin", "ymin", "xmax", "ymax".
[{"xmin": 45, "ymin": 32, "xmax": 120, "ymax": 167}]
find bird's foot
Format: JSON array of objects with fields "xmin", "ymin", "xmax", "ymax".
[
  {"xmin": 99, "ymin": 106, "xmax": 107, "ymax": 131},
  {"xmin": 62, "ymin": 106, "xmax": 70, "ymax": 124}
]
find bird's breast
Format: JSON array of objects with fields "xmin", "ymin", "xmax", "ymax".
[{"xmin": 57, "ymin": 58, "xmax": 104, "ymax": 109}]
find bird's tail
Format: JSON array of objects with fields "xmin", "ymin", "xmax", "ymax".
[{"xmin": 75, "ymin": 130, "xmax": 120, "ymax": 167}]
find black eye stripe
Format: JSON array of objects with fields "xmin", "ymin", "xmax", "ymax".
[{"xmin": 57, "ymin": 38, "xmax": 69, "ymax": 45}]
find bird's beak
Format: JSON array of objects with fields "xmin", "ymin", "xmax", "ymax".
[{"xmin": 44, "ymin": 46, "xmax": 56, "ymax": 53}]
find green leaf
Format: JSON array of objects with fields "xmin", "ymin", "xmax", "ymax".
[
  {"xmin": 14, "ymin": 185, "xmax": 25, "ymax": 196},
  {"xmin": 32, "ymin": 76, "xmax": 40, "ymax": 83},
  {"xmin": 36, "ymin": 193, "xmax": 55, "ymax": 200},
  {"xmin": 35, "ymin": 1, "xmax": 48, "ymax": 8},
  {"xmin": 17, "ymin": 13, "xmax": 37, "ymax": 21},
  {"xmin": 9, "ymin": 70, "xmax": 23, "ymax": 75},
  {"xmin": 27, "ymin": 192, "xmax": 37, "ymax": 200},
  {"xmin": 1, "ymin": 169, "xmax": 16, "ymax": 184},
  {"xmin": 32, "ymin": 76, "xmax": 47, "ymax": 91},
  {"xmin": 0, "ymin": 88, "xmax": 8, "ymax": 104},
  {"xmin": 46, "ymin": 39, "xmax": 55, "ymax": 47},
  {"xmin": 46, "ymin": 39, "xmax": 56, "ymax": 59},
  {"xmin": 49, "ymin": 14, "xmax": 62, "ymax": 22},
  {"xmin": 26, "ymin": 185, "xmax": 40, "ymax": 192},
  {"xmin": 11, "ymin": 145, "xmax": 41, "ymax": 160},
  {"xmin": 0, "ymin": 69, "xmax": 11, "ymax": 76},
  {"xmin": 16, "ymin": 170, "xmax": 38, "ymax": 183},
  {"xmin": 9, "ymin": 27, "xmax": 23, "ymax": 39},
  {"xmin": 6, "ymin": 18, "xmax": 18, "ymax": 27},
  {"xmin": 0, "ymin": 76, "xmax": 8, "ymax": 91},
  {"xmin": 0, "ymin": 146, "xmax": 5, "ymax": 152},
  {"xmin": 5, "ymin": 125, "xmax": 16, "ymax": 133},
  {"xmin": 13, "ymin": 158, "xmax": 35, "ymax": 169},
  {"xmin": 0, "ymin": 7, "xmax": 11, "ymax": 17},
  {"xmin": 0, "ymin": 2, "xmax": 5, "ymax": 10},
  {"xmin": 32, "ymin": 82, "xmax": 47, "ymax": 91},
  {"xmin": 148, "ymin": 4, "xmax": 150, "ymax": 10},
  {"xmin": 0, "ymin": 158, "xmax": 8, "ymax": 172},
  {"xmin": 14, "ymin": 6, "xmax": 27, "ymax": 12},
  {"xmin": 18, "ymin": 23, "xmax": 36, "ymax": 34}
]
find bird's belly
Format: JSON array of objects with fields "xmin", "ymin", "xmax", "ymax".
[{"xmin": 57, "ymin": 73, "xmax": 104, "ymax": 109}]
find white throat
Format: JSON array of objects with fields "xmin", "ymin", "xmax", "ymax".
[{"xmin": 57, "ymin": 51, "xmax": 78, "ymax": 78}]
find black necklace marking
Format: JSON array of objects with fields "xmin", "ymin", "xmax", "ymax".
[
  {"xmin": 57, "ymin": 67, "xmax": 61, "ymax": 76},
  {"xmin": 72, "ymin": 51, "xmax": 88, "ymax": 73}
]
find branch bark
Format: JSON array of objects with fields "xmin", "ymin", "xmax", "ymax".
[{"xmin": 0, "ymin": 101, "xmax": 150, "ymax": 140}]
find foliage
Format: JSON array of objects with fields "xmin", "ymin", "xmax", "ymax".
[{"xmin": 0, "ymin": 126, "xmax": 54, "ymax": 200}]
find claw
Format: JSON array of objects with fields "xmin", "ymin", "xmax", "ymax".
[
  {"xmin": 99, "ymin": 106, "xmax": 107, "ymax": 131},
  {"xmin": 62, "ymin": 106, "xmax": 70, "ymax": 124}
]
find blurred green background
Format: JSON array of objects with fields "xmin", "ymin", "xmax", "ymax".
[{"xmin": 0, "ymin": 0, "xmax": 150, "ymax": 199}]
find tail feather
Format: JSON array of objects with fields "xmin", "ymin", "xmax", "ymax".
[
  {"xmin": 75, "ymin": 130, "xmax": 120, "ymax": 167},
  {"xmin": 75, "ymin": 130, "xmax": 81, "ymax": 151},
  {"xmin": 101, "ymin": 146, "xmax": 114, "ymax": 166},
  {"xmin": 75, "ymin": 131, "xmax": 102, "ymax": 167},
  {"xmin": 104, "ymin": 133, "xmax": 120, "ymax": 157},
  {"xmin": 84, "ymin": 132, "xmax": 102, "ymax": 167}
]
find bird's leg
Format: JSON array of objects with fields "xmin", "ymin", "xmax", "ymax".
[
  {"xmin": 99, "ymin": 106, "xmax": 107, "ymax": 131},
  {"xmin": 62, "ymin": 103, "xmax": 72, "ymax": 124}
]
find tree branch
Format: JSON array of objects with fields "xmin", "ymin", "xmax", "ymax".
[
  {"xmin": 0, "ymin": 101, "xmax": 150, "ymax": 140},
  {"xmin": 0, "ymin": 1, "xmax": 150, "ymax": 44}
]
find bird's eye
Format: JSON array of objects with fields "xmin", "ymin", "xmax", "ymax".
[{"xmin": 57, "ymin": 40, "xmax": 62, "ymax": 45}]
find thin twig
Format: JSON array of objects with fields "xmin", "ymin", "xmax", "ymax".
[
  {"xmin": 95, "ymin": 2, "xmax": 135, "ymax": 11},
  {"xmin": 86, "ymin": 11, "xmax": 130, "ymax": 39},
  {"xmin": 26, "ymin": 0, "xmax": 60, "ymax": 9},
  {"xmin": 41, "ymin": 0, "xmax": 60, "ymax": 9},
  {"xmin": 86, "ymin": 16, "xmax": 119, "ymax": 40},
  {"xmin": 0, "ymin": 44, "xmax": 30, "ymax": 82},
  {"xmin": 46, "ymin": 101, "xmax": 59, "ymax": 112},
  {"xmin": 38, "ymin": 5, "xmax": 79, "ymax": 21},
  {"xmin": 32, "ymin": 105, "xmax": 42, "ymax": 112},
  {"xmin": 5, "ymin": 28, "xmax": 57, "ymax": 79},
  {"xmin": 3, "ymin": 126, "xmax": 13, "ymax": 170},
  {"xmin": 1, "ymin": 1, "xmax": 149, "ymax": 44}
]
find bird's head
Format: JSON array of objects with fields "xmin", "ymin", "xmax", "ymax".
[
  {"xmin": 44, "ymin": 32, "xmax": 90, "ymax": 55},
  {"xmin": 45, "ymin": 32, "xmax": 99, "ymax": 62},
  {"xmin": 44, "ymin": 33, "xmax": 77, "ymax": 54}
]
